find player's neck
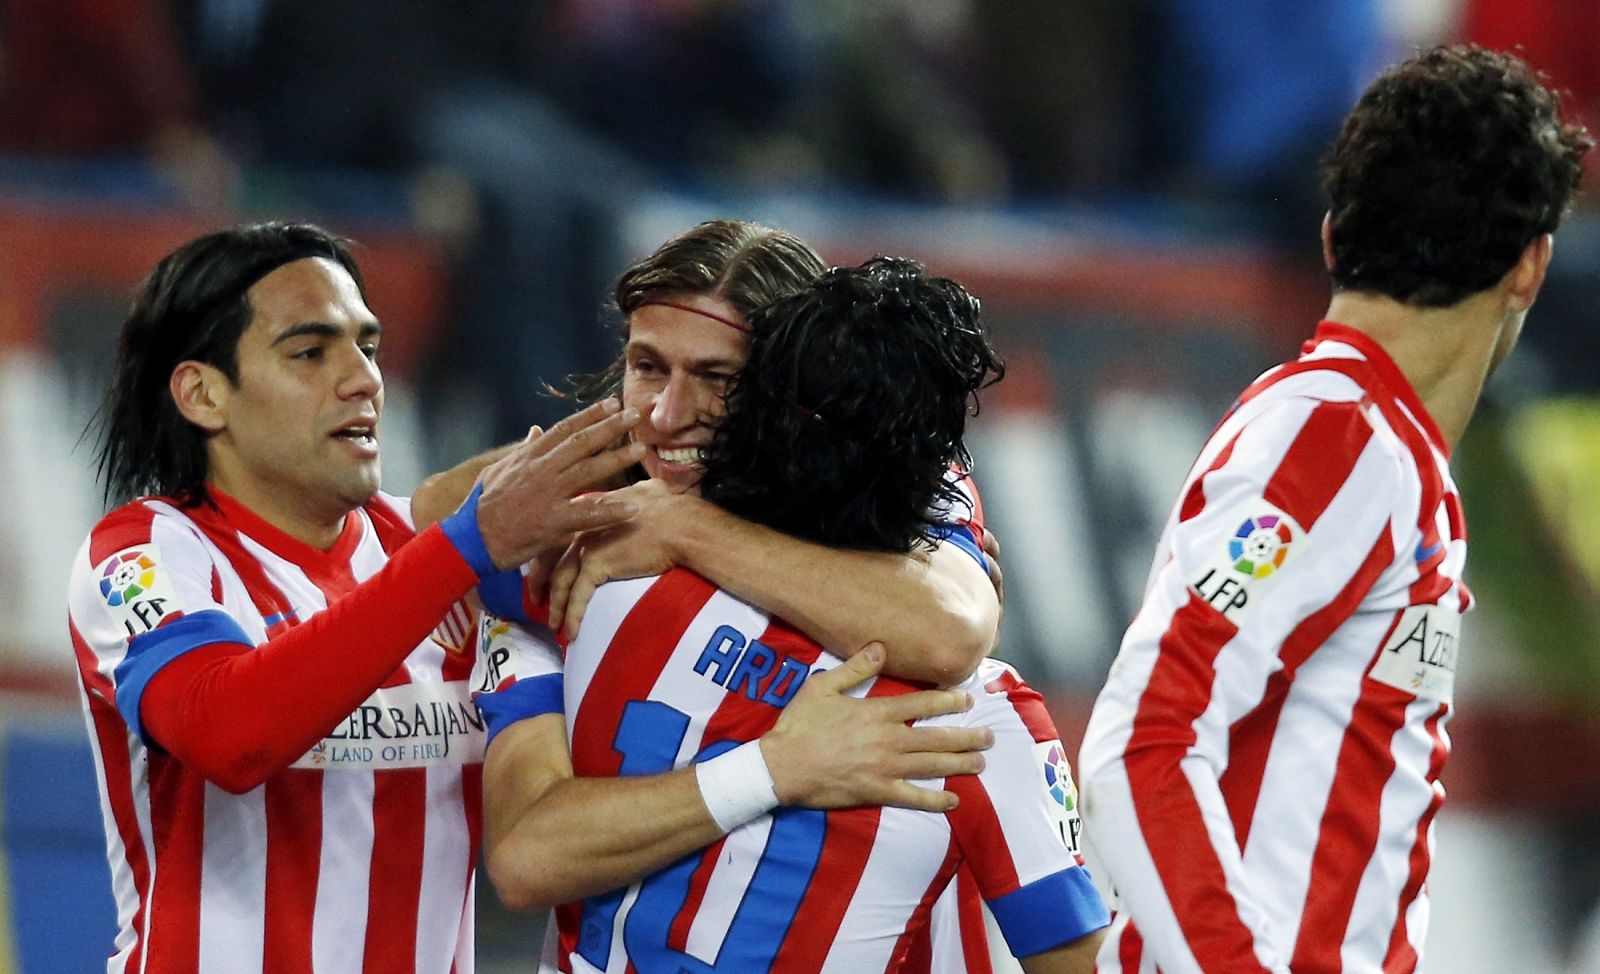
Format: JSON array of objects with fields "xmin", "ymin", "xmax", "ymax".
[
  {"xmin": 205, "ymin": 470, "xmax": 350, "ymax": 550},
  {"xmin": 1324, "ymin": 289, "xmax": 1508, "ymax": 450}
]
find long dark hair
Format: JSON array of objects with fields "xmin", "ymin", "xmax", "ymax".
[
  {"xmin": 699, "ymin": 257, "xmax": 1004, "ymax": 553},
  {"xmin": 574, "ymin": 219, "xmax": 827, "ymax": 401},
  {"xmin": 93, "ymin": 222, "xmax": 365, "ymax": 507}
]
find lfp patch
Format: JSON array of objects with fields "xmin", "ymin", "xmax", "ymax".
[
  {"xmin": 96, "ymin": 545, "xmax": 180, "ymax": 636},
  {"xmin": 1034, "ymin": 740, "xmax": 1084, "ymax": 856},
  {"xmin": 1188, "ymin": 500, "xmax": 1303, "ymax": 625},
  {"xmin": 1229, "ymin": 514, "xmax": 1294, "ymax": 579},
  {"xmin": 99, "ymin": 550, "xmax": 158, "ymax": 607}
]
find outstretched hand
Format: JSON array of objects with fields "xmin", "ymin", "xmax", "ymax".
[
  {"xmin": 474, "ymin": 399, "xmax": 648, "ymax": 571},
  {"xmin": 759, "ymin": 644, "xmax": 993, "ymax": 812},
  {"xmin": 548, "ymin": 479, "xmax": 682, "ymax": 637}
]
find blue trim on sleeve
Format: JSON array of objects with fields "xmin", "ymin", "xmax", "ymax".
[
  {"xmin": 477, "ymin": 568, "xmax": 531, "ymax": 624},
  {"xmin": 926, "ymin": 522, "xmax": 986, "ymax": 573},
  {"xmin": 988, "ymin": 867, "xmax": 1110, "ymax": 957},
  {"xmin": 439, "ymin": 482, "xmax": 495, "ymax": 578},
  {"xmin": 113, "ymin": 609, "xmax": 254, "ymax": 746},
  {"xmin": 477, "ymin": 674, "xmax": 565, "ymax": 748}
]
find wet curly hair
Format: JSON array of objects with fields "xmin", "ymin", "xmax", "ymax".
[
  {"xmin": 697, "ymin": 257, "xmax": 1004, "ymax": 553},
  {"xmin": 1323, "ymin": 44, "xmax": 1592, "ymax": 307}
]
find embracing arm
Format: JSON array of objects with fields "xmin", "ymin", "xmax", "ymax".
[
  {"xmin": 482, "ymin": 646, "xmax": 992, "ymax": 908},
  {"xmin": 552, "ymin": 486, "xmax": 999, "ymax": 685}
]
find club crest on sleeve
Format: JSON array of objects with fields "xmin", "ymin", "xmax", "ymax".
[
  {"xmin": 1188, "ymin": 501, "xmax": 1303, "ymax": 624},
  {"xmin": 96, "ymin": 545, "xmax": 179, "ymax": 636},
  {"xmin": 1034, "ymin": 740, "xmax": 1084, "ymax": 856}
]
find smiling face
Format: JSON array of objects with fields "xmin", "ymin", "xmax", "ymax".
[
  {"xmin": 200, "ymin": 257, "xmax": 384, "ymax": 541},
  {"xmin": 620, "ymin": 295, "xmax": 749, "ymax": 494}
]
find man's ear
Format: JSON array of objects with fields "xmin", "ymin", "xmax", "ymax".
[
  {"xmin": 1321, "ymin": 212, "xmax": 1336, "ymax": 271},
  {"xmin": 170, "ymin": 361, "xmax": 231, "ymax": 432},
  {"xmin": 1506, "ymin": 232, "xmax": 1554, "ymax": 313}
]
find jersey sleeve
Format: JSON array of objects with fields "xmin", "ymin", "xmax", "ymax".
[
  {"xmin": 925, "ymin": 468, "xmax": 987, "ymax": 572},
  {"xmin": 944, "ymin": 663, "xmax": 1110, "ymax": 958},
  {"xmin": 1076, "ymin": 396, "xmax": 1409, "ymax": 974},
  {"xmin": 69, "ymin": 496, "xmax": 493, "ymax": 793},
  {"xmin": 67, "ymin": 502, "xmax": 251, "ymax": 743},
  {"xmin": 471, "ymin": 613, "xmax": 566, "ymax": 747}
]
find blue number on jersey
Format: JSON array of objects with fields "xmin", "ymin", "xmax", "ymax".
[{"xmin": 576, "ymin": 700, "xmax": 825, "ymax": 972}]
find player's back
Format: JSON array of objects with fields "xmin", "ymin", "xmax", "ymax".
[{"xmin": 550, "ymin": 568, "xmax": 1104, "ymax": 974}]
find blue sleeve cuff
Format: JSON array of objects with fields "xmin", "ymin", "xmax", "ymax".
[
  {"xmin": 439, "ymin": 482, "xmax": 496, "ymax": 578},
  {"xmin": 477, "ymin": 674, "xmax": 565, "ymax": 748},
  {"xmin": 987, "ymin": 868, "xmax": 1110, "ymax": 957},
  {"xmin": 113, "ymin": 609, "xmax": 255, "ymax": 746},
  {"xmin": 926, "ymin": 522, "xmax": 986, "ymax": 573},
  {"xmin": 477, "ymin": 568, "xmax": 531, "ymax": 624}
]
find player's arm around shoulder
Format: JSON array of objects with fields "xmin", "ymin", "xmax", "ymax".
[
  {"xmin": 551, "ymin": 486, "xmax": 1000, "ymax": 686},
  {"xmin": 477, "ymin": 637, "xmax": 998, "ymax": 906}
]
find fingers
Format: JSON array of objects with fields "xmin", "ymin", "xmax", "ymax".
[
  {"xmin": 545, "ymin": 543, "xmax": 583, "ymax": 634},
  {"xmin": 877, "ymin": 781, "xmax": 961, "ymax": 813},
  {"xmin": 539, "ymin": 402, "xmax": 640, "ymax": 468},
  {"xmin": 800, "ymin": 643, "xmax": 886, "ymax": 697},
  {"xmin": 559, "ymin": 442, "xmax": 647, "ymax": 494},
  {"xmin": 559, "ymin": 491, "xmax": 641, "ymax": 533},
  {"xmin": 521, "ymin": 546, "xmax": 563, "ymax": 620},
  {"xmin": 562, "ymin": 562, "xmax": 606, "ymax": 641},
  {"xmin": 891, "ymin": 749, "xmax": 987, "ymax": 781},
  {"xmin": 876, "ymin": 687, "xmax": 975, "ymax": 724},
  {"xmin": 894, "ymin": 723, "xmax": 993, "ymax": 754},
  {"xmin": 526, "ymin": 399, "xmax": 624, "ymax": 459}
]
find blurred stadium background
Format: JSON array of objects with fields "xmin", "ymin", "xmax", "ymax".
[{"xmin": 1, "ymin": 1, "xmax": 1598, "ymax": 971}]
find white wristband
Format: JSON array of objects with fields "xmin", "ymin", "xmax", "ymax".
[{"xmin": 695, "ymin": 740, "xmax": 780, "ymax": 834}]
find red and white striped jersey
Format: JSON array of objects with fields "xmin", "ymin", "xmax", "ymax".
[
  {"xmin": 68, "ymin": 489, "xmax": 485, "ymax": 973},
  {"xmin": 474, "ymin": 568, "xmax": 1107, "ymax": 973},
  {"xmin": 1078, "ymin": 322, "xmax": 1471, "ymax": 974}
]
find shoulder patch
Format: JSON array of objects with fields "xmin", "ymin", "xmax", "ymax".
[
  {"xmin": 96, "ymin": 544, "xmax": 181, "ymax": 636},
  {"xmin": 1034, "ymin": 739, "xmax": 1085, "ymax": 859},
  {"xmin": 1188, "ymin": 500, "xmax": 1304, "ymax": 623}
]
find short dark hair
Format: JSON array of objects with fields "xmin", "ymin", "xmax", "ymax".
[
  {"xmin": 1323, "ymin": 44, "xmax": 1592, "ymax": 307},
  {"xmin": 698, "ymin": 257, "xmax": 1004, "ymax": 553},
  {"xmin": 574, "ymin": 220, "xmax": 827, "ymax": 401},
  {"xmin": 94, "ymin": 222, "xmax": 365, "ymax": 506}
]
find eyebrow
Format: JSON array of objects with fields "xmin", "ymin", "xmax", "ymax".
[{"xmin": 270, "ymin": 320, "xmax": 384, "ymax": 347}]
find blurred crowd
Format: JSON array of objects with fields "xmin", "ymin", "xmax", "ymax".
[{"xmin": 1, "ymin": 0, "xmax": 1597, "ymax": 437}]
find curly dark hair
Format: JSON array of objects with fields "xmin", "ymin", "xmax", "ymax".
[
  {"xmin": 698, "ymin": 257, "xmax": 1004, "ymax": 554},
  {"xmin": 573, "ymin": 219, "xmax": 827, "ymax": 401},
  {"xmin": 93, "ymin": 222, "xmax": 365, "ymax": 507},
  {"xmin": 1322, "ymin": 44, "xmax": 1592, "ymax": 307}
]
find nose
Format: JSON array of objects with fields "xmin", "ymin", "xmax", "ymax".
[
  {"xmin": 649, "ymin": 373, "xmax": 702, "ymax": 435},
  {"xmin": 337, "ymin": 345, "xmax": 383, "ymax": 401}
]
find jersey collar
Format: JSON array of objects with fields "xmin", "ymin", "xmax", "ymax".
[
  {"xmin": 204, "ymin": 487, "xmax": 365, "ymax": 573},
  {"xmin": 1307, "ymin": 320, "xmax": 1450, "ymax": 459}
]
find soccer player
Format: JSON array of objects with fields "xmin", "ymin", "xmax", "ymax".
[
  {"xmin": 1077, "ymin": 45, "xmax": 1591, "ymax": 973},
  {"xmin": 67, "ymin": 222, "xmax": 654, "ymax": 971},
  {"xmin": 478, "ymin": 258, "xmax": 1109, "ymax": 971}
]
